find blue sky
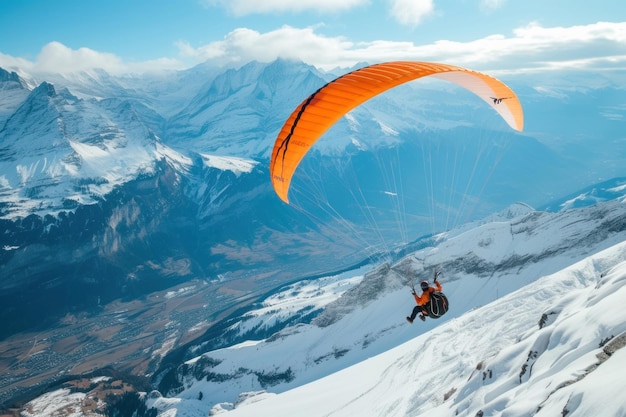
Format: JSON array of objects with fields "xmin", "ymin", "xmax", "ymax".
[{"xmin": 0, "ymin": 0, "xmax": 625, "ymax": 74}]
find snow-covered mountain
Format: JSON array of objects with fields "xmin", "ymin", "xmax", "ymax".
[
  {"xmin": 212, "ymin": 236, "xmax": 626, "ymax": 417},
  {"xmin": 3, "ymin": 61, "xmax": 625, "ymax": 224},
  {"xmin": 0, "ymin": 80, "xmax": 171, "ymax": 217},
  {"xmin": 2, "ymin": 60, "xmax": 626, "ymax": 412},
  {"xmin": 151, "ymin": 201, "xmax": 615, "ymax": 417},
  {"xmin": 0, "ymin": 61, "xmax": 343, "ymax": 341},
  {"xmin": 147, "ymin": 198, "xmax": 626, "ymax": 416},
  {"xmin": 19, "ymin": 196, "xmax": 626, "ymax": 417},
  {"xmin": 164, "ymin": 59, "xmax": 328, "ymax": 156}
]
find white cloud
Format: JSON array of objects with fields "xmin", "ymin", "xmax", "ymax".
[
  {"xmin": 36, "ymin": 42, "xmax": 126, "ymax": 73},
  {"xmin": 201, "ymin": 0, "xmax": 368, "ymax": 15},
  {"xmin": 0, "ymin": 52, "xmax": 33, "ymax": 72},
  {"xmin": 0, "ymin": 41, "xmax": 186, "ymax": 76},
  {"xmin": 176, "ymin": 26, "xmax": 353, "ymax": 67},
  {"xmin": 178, "ymin": 21, "xmax": 626, "ymax": 73},
  {"xmin": 480, "ymin": 0, "xmax": 507, "ymax": 11},
  {"xmin": 203, "ymin": 0, "xmax": 433, "ymax": 28},
  {"xmin": 2, "ymin": 21, "xmax": 625, "ymax": 76},
  {"xmin": 388, "ymin": 0, "xmax": 434, "ymax": 26}
]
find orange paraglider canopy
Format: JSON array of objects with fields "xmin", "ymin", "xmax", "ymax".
[{"xmin": 270, "ymin": 61, "xmax": 524, "ymax": 204}]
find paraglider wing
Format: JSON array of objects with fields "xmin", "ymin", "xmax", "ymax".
[{"xmin": 270, "ymin": 61, "xmax": 524, "ymax": 204}]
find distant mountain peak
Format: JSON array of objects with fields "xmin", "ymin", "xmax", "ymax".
[
  {"xmin": 0, "ymin": 67, "xmax": 24, "ymax": 85},
  {"xmin": 33, "ymin": 81, "xmax": 57, "ymax": 97}
]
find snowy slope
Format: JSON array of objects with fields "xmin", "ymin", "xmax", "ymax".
[
  {"xmin": 219, "ymin": 241, "xmax": 626, "ymax": 417},
  {"xmin": 0, "ymin": 81, "xmax": 173, "ymax": 218},
  {"xmin": 138, "ymin": 198, "xmax": 626, "ymax": 417},
  {"xmin": 16, "ymin": 199, "xmax": 626, "ymax": 417},
  {"xmin": 0, "ymin": 68, "xmax": 29, "ymax": 123},
  {"xmin": 0, "ymin": 76, "xmax": 260, "ymax": 220}
]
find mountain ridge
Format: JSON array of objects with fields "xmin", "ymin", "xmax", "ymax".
[
  {"xmin": 2, "ymin": 60, "xmax": 626, "ymax": 413},
  {"xmin": 1, "ymin": 59, "xmax": 625, "ymax": 336}
]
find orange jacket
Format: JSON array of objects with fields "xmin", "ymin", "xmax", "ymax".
[{"xmin": 413, "ymin": 280, "xmax": 442, "ymax": 306}]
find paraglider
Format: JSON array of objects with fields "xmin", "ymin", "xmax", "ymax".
[
  {"xmin": 270, "ymin": 61, "xmax": 524, "ymax": 204},
  {"xmin": 406, "ymin": 271, "xmax": 448, "ymax": 323},
  {"xmin": 269, "ymin": 61, "xmax": 524, "ymax": 324}
]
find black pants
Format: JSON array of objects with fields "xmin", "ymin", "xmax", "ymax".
[{"xmin": 409, "ymin": 304, "xmax": 429, "ymax": 320}]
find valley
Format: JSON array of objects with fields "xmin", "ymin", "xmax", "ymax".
[{"xmin": 0, "ymin": 278, "xmax": 262, "ymax": 407}]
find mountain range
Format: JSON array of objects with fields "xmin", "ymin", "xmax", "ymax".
[
  {"xmin": 1, "ymin": 59, "xmax": 626, "ymax": 413},
  {"xmin": 14, "ymin": 192, "xmax": 626, "ymax": 417}
]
